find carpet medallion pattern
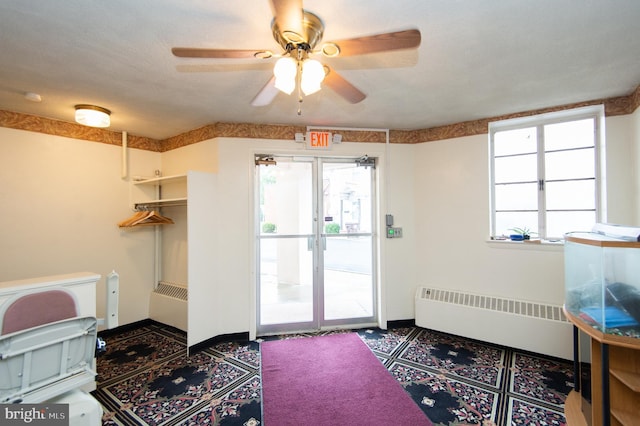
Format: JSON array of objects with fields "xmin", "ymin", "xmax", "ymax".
[
  {"xmin": 398, "ymin": 328, "xmax": 505, "ymax": 387},
  {"xmin": 93, "ymin": 323, "xmax": 572, "ymax": 425},
  {"xmin": 93, "ymin": 324, "xmax": 261, "ymax": 425},
  {"xmin": 358, "ymin": 328, "xmax": 571, "ymax": 426}
]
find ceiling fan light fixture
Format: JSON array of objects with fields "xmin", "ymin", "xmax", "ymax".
[
  {"xmin": 74, "ymin": 104, "xmax": 111, "ymax": 128},
  {"xmin": 254, "ymin": 50, "xmax": 273, "ymax": 59},
  {"xmin": 273, "ymin": 57, "xmax": 297, "ymax": 94},
  {"xmin": 301, "ymin": 58, "xmax": 325, "ymax": 95},
  {"xmin": 321, "ymin": 42, "xmax": 340, "ymax": 57}
]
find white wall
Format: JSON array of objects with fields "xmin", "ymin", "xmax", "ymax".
[
  {"xmin": 384, "ymin": 144, "xmax": 418, "ymax": 320},
  {"xmin": 156, "ymin": 140, "xmax": 219, "ymax": 286},
  {"xmin": 157, "ymin": 136, "xmax": 420, "ymax": 334},
  {"xmin": 605, "ymin": 114, "xmax": 637, "ymax": 225},
  {"xmin": 0, "ymin": 127, "xmax": 160, "ymax": 325},
  {"xmin": 633, "ymin": 108, "xmax": 640, "ymax": 225},
  {"xmin": 160, "ymin": 139, "xmax": 219, "ymax": 176},
  {"xmin": 413, "ymin": 134, "xmax": 560, "ymax": 304},
  {"xmin": 413, "ymin": 114, "xmax": 638, "ymax": 307},
  {"xmin": 0, "ymin": 109, "xmax": 637, "ymax": 336}
]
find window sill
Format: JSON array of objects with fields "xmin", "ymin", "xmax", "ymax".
[{"xmin": 486, "ymin": 238, "xmax": 564, "ymax": 251}]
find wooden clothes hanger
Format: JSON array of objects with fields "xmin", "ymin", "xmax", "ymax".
[
  {"xmin": 117, "ymin": 211, "xmax": 148, "ymax": 227},
  {"xmin": 118, "ymin": 210, "xmax": 174, "ymax": 228},
  {"xmin": 133, "ymin": 211, "xmax": 174, "ymax": 226}
]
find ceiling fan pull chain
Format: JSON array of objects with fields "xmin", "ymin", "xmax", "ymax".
[
  {"xmin": 297, "ymin": 60, "xmax": 303, "ymax": 115},
  {"xmin": 297, "ymin": 90, "xmax": 303, "ymax": 115}
]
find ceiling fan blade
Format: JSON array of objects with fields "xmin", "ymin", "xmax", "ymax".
[
  {"xmin": 172, "ymin": 47, "xmax": 270, "ymax": 59},
  {"xmin": 324, "ymin": 29, "xmax": 421, "ymax": 57},
  {"xmin": 251, "ymin": 76, "xmax": 280, "ymax": 106},
  {"xmin": 323, "ymin": 67, "xmax": 366, "ymax": 104},
  {"xmin": 270, "ymin": 0, "xmax": 304, "ymax": 39}
]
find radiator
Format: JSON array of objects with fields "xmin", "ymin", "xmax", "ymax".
[
  {"xmin": 149, "ymin": 281, "xmax": 187, "ymax": 332},
  {"xmin": 415, "ymin": 287, "xmax": 573, "ymax": 360}
]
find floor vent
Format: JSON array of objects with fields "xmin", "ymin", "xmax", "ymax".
[{"xmin": 154, "ymin": 281, "xmax": 187, "ymax": 301}]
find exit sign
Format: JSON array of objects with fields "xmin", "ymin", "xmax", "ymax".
[{"xmin": 306, "ymin": 131, "xmax": 332, "ymax": 150}]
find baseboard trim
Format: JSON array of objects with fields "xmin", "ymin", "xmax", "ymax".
[
  {"xmin": 188, "ymin": 331, "xmax": 251, "ymax": 354},
  {"xmin": 98, "ymin": 318, "xmax": 155, "ymax": 338},
  {"xmin": 387, "ymin": 319, "xmax": 416, "ymax": 329}
]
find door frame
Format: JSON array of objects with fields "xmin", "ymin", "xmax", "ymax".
[
  {"xmin": 316, "ymin": 157, "xmax": 377, "ymax": 329},
  {"xmin": 254, "ymin": 154, "xmax": 380, "ymax": 336}
]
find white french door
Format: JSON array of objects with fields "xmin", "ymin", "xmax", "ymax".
[{"xmin": 256, "ymin": 156, "xmax": 376, "ymax": 335}]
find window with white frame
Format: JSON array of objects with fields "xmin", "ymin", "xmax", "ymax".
[{"xmin": 489, "ymin": 105, "xmax": 605, "ymax": 241}]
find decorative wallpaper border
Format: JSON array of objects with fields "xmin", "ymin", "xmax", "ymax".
[
  {"xmin": 0, "ymin": 110, "xmax": 161, "ymax": 151},
  {"xmin": 1, "ymin": 85, "xmax": 638, "ymax": 152}
]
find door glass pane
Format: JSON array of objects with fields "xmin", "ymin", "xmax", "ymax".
[
  {"xmin": 258, "ymin": 160, "xmax": 314, "ymax": 330},
  {"xmin": 322, "ymin": 161, "xmax": 374, "ymax": 322},
  {"xmin": 260, "ymin": 161, "xmax": 313, "ymax": 235},
  {"xmin": 324, "ymin": 235, "xmax": 373, "ymax": 320},
  {"xmin": 259, "ymin": 237, "xmax": 313, "ymax": 325},
  {"xmin": 321, "ymin": 162, "xmax": 372, "ymax": 233}
]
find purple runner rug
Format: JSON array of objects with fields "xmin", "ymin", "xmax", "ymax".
[{"xmin": 261, "ymin": 332, "xmax": 432, "ymax": 426}]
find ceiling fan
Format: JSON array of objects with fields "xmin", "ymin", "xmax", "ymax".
[{"xmin": 171, "ymin": 0, "xmax": 421, "ymax": 109}]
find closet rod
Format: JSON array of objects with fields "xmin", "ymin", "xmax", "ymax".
[{"xmin": 135, "ymin": 200, "xmax": 188, "ymax": 209}]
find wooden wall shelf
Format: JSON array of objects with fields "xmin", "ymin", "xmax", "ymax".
[{"xmin": 564, "ymin": 308, "xmax": 640, "ymax": 426}]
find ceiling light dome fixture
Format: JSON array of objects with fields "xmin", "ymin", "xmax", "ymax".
[
  {"xmin": 273, "ymin": 56, "xmax": 326, "ymax": 97},
  {"xmin": 301, "ymin": 59, "xmax": 325, "ymax": 95},
  {"xmin": 75, "ymin": 104, "xmax": 111, "ymax": 128},
  {"xmin": 273, "ymin": 57, "xmax": 297, "ymax": 95}
]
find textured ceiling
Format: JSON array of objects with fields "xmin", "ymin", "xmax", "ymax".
[{"xmin": 1, "ymin": 0, "xmax": 639, "ymax": 140}]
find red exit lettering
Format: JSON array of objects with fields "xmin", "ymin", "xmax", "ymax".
[{"xmin": 307, "ymin": 131, "xmax": 332, "ymax": 149}]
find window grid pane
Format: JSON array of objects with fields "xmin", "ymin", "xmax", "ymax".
[
  {"xmin": 544, "ymin": 118, "xmax": 595, "ymax": 151},
  {"xmin": 494, "ymin": 127, "xmax": 537, "ymax": 156},
  {"xmin": 495, "ymin": 182, "xmax": 538, "ymax": 211},
  {"xmin": 545, "ymin": 148, "xmax": 595, "ymax": 181},
  {"xmin": 490, "ymin": 107, "xmax": 601, "ymax": 239},
  {"xmin": 494, "ymin": 154, "xmax": 538, "ymax": 184},
  {"xmin": 545, "ymin": 180, "xmax": 596, "ymax": 210},
  {"xmin": 546, "ymin": 211, "xmax": 597, "ymax": 239},
  {"xmin": 495, "ymin": 212, "xmax": 539, "ymax": 238}
]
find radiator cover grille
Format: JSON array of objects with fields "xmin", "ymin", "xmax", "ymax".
[
  {"xmin": 154, "ymin": 281, "xmax": 188, "ymax": 301},
  {"xmin": 417, "ymin": 287, "xmax": 568, "ymax": 323}
]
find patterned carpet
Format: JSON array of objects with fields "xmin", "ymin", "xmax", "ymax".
[{"xmin": 92, "ymin": 322, "xmax": 573, "ymax": 425}]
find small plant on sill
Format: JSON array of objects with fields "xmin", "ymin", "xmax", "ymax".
[{"xmin": 508, "ymin": 227, "xmax": 537, "ymax": 241}]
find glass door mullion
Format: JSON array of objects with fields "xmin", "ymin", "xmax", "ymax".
[
  {"xmin": 311, "ymin": 158, "xmax": 321, "ymax": 329},
  {"xmin": 315, "ymin": 161, "xmax": 325, "ymax": 326}
]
